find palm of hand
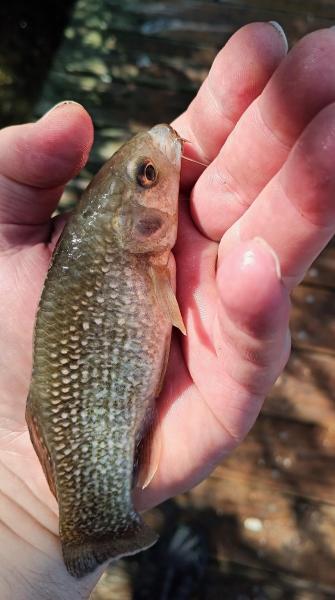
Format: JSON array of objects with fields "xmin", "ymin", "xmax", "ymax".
[
  {"xmin": 0, "ymin": 240, "xmax": 58, "ymax": 506},
  {"xmin": 1, "ymin": 23, "xmax": 335, "ymax": 592}
]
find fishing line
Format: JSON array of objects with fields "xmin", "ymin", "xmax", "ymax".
[
  {"xmin": 178, "ymin": 137, "xmax": 209, "ymax": 168},
  {"xmin": 181, "ymin": 154, "xmax": 209, "ymax": 168}
]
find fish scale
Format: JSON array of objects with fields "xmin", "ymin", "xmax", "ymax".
[
  {"xmin": 33, "ymin": 248, "xmax": 168, "ymax": 525},
  {"xmin": 26, "ymin": 123, "xmax": 184, "ymax": 578}
]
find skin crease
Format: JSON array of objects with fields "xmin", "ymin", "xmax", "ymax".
[{"xmin": 1, "ymin": 21, "xmax": 335, "ymax": 598}]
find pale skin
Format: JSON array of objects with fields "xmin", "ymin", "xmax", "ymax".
[{"xmin": 1, "ymin": 22, "xmax": 335, "ymax": 598}]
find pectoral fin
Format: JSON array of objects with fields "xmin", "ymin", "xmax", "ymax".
[{"xmin": 149, "ymin": 265, "xmax": 186, "ymax": 335}]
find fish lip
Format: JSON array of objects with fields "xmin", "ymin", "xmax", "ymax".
[{"xmin": 148, "ymin": 123, "xmax": 183, "ymax": 167}]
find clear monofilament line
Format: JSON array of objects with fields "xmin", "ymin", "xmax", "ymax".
[{"xmin": 181, "ymin": 154, "xmax": 209, "ymax": 168}]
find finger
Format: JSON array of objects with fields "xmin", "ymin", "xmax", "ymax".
[
  {"xmin": 0, "ymin": 103, "xmax": 93, "ymax": 227},
  {"xmin": 172, "ymin": 21, "xmax": 288, "ymax": 189},
  {"xmin": 0, "ymin": 102, "xmax": 93, "ymax": 188},
  {"xmin": 220, "ymin": 102, "xmax": 335, "ymax": 289},
  {"xmin": 0, "ymin": 177, "xmax": 64, "ymax": 226},
  {"xmin": 137, "ymin": 238, "xmax": 290, "ymax": 510},
  {"xmin": 192, "ymin": 29, "xmax": 335, "ymax": 240},
  {"xmin": 180, "ymin": 234, "xmax": 289, "ymax": 444}
]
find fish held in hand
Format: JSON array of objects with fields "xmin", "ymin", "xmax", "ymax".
[{"xmin": 26, "ymin": 124, "xmax": 185, "ymax": 578}]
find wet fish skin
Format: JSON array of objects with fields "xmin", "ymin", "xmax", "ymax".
[{"xmin": 26, "ymin": 124, "xmax": 183, "ymax": 578}]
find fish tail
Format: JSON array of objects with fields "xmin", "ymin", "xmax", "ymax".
[{"xmin": 62, "ymin": 517, "xmax": 158, "ymax": 578}]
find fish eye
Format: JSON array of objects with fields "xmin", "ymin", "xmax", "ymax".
[{"xmin": 136, "ymin": 160, "xmax": 157, "ymax": 188}]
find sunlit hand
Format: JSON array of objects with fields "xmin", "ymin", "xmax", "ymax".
[{"xmin": 1, "ymin": 22, "xmax": 335, "ymax": 599}]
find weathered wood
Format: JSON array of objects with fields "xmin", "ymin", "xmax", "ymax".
[
  {"xmin": 92, "ymin": 475, "xmax": 335, "ymax": 596},
  {"xmin": 304, "ymin": 240, "xmax": 335, "ymax": 290},
  {"xmin": 102, "ymin": 0, "xmax": 334, "ymax": 47},
  {"xmin": 291, "ymin": 286, "xmax": 335, "ymax": 354},
  {"xmin": 266, "ymin": 350, "xmax": 335, "ymax": 427},
  {"xmin": 214, "ymin": 415, "xmax": 335, "ymax": 505},
  {"xmin": 92, "ymin": 557, "xmax": 335, "ymax": 599},
  {"xmin": 36, "ymin": 0, "xmax": 334, "ymax": 127},
  {"xmin": 182, "ymin": 476, "xmax": 335, "ymax": 588},
  {"xmin": 200, "ymin": 563, "xmax": 335, "ymax": 599}
]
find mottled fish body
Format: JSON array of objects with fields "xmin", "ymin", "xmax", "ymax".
[{"xmin": 26, "ymin": 124, "xmax": 184, "ymax": 578}]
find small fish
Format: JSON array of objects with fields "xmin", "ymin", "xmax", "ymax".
[{"xmin": 26, "ymin": 124, "xmax": 185, "ymax": 578}]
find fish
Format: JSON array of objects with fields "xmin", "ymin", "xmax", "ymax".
[{"xmin": 26, "ymin": 123, "xmax": 185, "ymax": 578}]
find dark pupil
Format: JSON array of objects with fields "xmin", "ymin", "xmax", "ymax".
[{"xmin": 145, "ymin": 163, "xmax": 156, "ymax": 181}]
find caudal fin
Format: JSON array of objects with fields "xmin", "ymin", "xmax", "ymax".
[{"xmin": 62, "ymin": 518, "xmax": 158, "ymax": 578}]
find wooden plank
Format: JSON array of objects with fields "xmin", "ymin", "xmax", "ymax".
[
  {"xmin": 40, "ymin": 68, "xmax": 195, "ymax": 131},
  {"xmin": 180, "ymin": 473, "xmax": 335, "ymax": 588},
  {"xmin": 92, "ymin": 484, "xmax": 335, "ymax": 597},
  {"xmin": 214, "ymin": 415, "xmax": 335, "ymax": 505},
  {"xmin": 265, "ymin": 350, "xmax": 335, "ymax": 426},
  {"xmin": 37, "ymin": 0, "xmax": 335, "ymax": 125},
  {"xmin": 92, "ymin": 562, "xmax": 132, "ymax": 600},
  {"xmin": 200, "ymin": 563, "xmax": 335, "ymax": 599},
  {"xmin": 291, "ymin": 286, "xmax": 335, "ymax": 354},
  {"xmin": 92, "ymin": 557, "xmax": 335, "ymax": 599},
  {"xmin": 92, "ymin": 476, "xmax": 335, "ymax": 595},
  {"xmin": 104, "ymin": 0, "xmax": 334, "ymax": 45},
  {"xmin": 304, "ymin": 241, "xmax": 335, "ymax": 290}
]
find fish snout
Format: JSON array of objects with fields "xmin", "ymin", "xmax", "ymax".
[{"xmin": 148, "ymin": 124, "xmax": 183, "ymax": 166}]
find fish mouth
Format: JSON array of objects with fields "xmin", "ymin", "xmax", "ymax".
[{"xmin": 148, "ymin": 123, "xmax": 183, "ymax": 167}]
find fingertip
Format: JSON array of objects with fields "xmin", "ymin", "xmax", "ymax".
[
  {"xmin": 268, "ymin": 21, "xmax": 289, "ymax": 53},
  {"xmin": 0, "ymin": 101, "xmax": 94, "ymax": 189},
  {"xmin": 259, "ymin": 27, "xmax": 335, "ymax": 144},
  {"xmin": 232, "ymin": 20, "xmax": 288, "ymax": 53},
  {"xmin": 40, "ymin": 100, "xmax": 87, "ymax": 118},
  {"xmin": 34, "ymin": 101, "xmax": 94, "ymax": 178},
  {"xmin": 40, "ymin": 101, "xmax": 94, "ymax": 143},
  {"xmin": 217, "ymin": 238, "xmax": 288, "ymax": 336},
  {"xmin": 253, "ymin": 236, "xmax": 282, "ymax": 279},
  {"xmin": 209, "ymin": 20, "xmax": 289, "ymax": 116},
  {"xmin": 210, "ymin": 21, "xmax": 288, "ymax": 121}
]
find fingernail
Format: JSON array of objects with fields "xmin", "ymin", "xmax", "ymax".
[
  {"xmin": 269, "ymin": 21, "xmax": 288, "ymax": 53},
  {"xmin": 41, "ymin": 100, "xmax": 82, "ymax": 118},
  {"xmin": 253, "ymin": 237, "xmax": 282, "ymax": 280}
]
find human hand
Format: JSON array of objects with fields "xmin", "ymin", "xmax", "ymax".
[
  {"xmin": 1, "ymin": 21, "xmax": 335, "ymax": 599},
  {"xmin": 139, "ymin": 23, "xmax": 335, "ymax": 509}
]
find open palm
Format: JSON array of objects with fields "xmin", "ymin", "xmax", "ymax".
[{"xmin": 1, "ymin": 22, "xmax": 335, "ymax": 598}]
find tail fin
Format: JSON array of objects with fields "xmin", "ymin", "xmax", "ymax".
[{"xmin": 62, "ymin": 518, "xmax": 158, "ymax": 578}]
